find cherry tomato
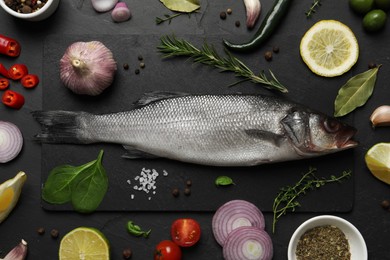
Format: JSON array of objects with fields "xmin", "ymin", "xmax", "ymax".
[
  {"xmin": 0, "ymin": 78, "xmax": 9, "ymax": 90},
  {"xmin": 170, "ymin": 218, "xmax": 201, "ymax": 247},
  {"xmin": 154, "ymin": 240, "xmax": 182, "ymax": 260},
  {"xmin": 8, "ymin": 64, "xmax": 28, "ymax": 80},
  {"xmin": 21, "ymin": 74, "xmax": 39, "ymax": 88}
]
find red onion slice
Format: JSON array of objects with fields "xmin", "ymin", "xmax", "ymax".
[
  {"xmin": 212, "ymin": 200, "xmax": 265, "ymax": 246},
  {"xmin": 0, "ymin": 121, "xmax": 23, "ymax": 163},
  {"xmin": 223, "ymin": 226, "xmax": 273, "ymax": 260}
]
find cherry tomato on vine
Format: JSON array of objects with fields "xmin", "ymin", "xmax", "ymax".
[
  {"xmin": 0, "ymin": 78, "xmax": 9, "ymax": 90},
  {"xmin": 21, "ymin": 74, "xmax": 39, "ymax": 88},
  {"xmin": 154, "ymin": 240, "xmax": 182, "ymax": 260},
  {"xmin": 171, "ymin": 218, "xmax": 201, "ymax": 247},
  {"xmin": 8, "ymin": 64, "xmax": 28, "ymax": 80}
]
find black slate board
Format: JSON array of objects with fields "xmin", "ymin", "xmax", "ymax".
[{"xmin": 41, "ymin": 34, "xmax": 354, "ymax": 212}]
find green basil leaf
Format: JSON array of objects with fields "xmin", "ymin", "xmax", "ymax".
[
  {"xmin": 127, "ymin": 221, "xmax": 152, "ymax": 238},
  {"xmin": 215, "ymin": 176, "xmax": 235, "ymax": 186},
  {"xmin": 42, "ymin": 161, "xmax": 95, "ymax": 204},
  {"xmin": 71, "ymin": 150, "xmax": 108, "ymax": 213},
  {"xmin": 160, "ymin": 0, "xmax": 200, "ymax": 13},
  {"xmin": 334, "ymin": 66, "xmax": 381, "ymax": 117}
]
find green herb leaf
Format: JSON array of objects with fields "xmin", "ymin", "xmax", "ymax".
[
  {"xmin": 41, "ymin": 150, "xmax": 108, "ymax": 213},
  {"xmin": 305, "ymin": 0, "xmax": 322, "ymax": 18},
  {"xmin": 215, "ymin": 176, "xmax": 235, "ymax": 186},
  {"xmin": 160, "ymin": 0, "xmax": 200, "ymax": 13},
  {"xmin": 71, "ymin": 150, "xmax": 108, "ymax": 213},
  {"xmin": 334, "ymin": 66, "xmax": 381, "ymax": 117},
  {"xmin": 127, "ymin": 221, "xmax": 152, "ymax": 238}
]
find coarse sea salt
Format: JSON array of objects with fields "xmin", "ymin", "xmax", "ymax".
[{"xmin": 129, "ymin": 168, "xmax": 168, "ymax": 200}]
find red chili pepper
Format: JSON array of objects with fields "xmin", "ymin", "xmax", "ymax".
[
  {"xmin": 21, "ymin": 74, "xmax": 39, "ymax": 88},
  {"xmin": 0, "ymin": 78, "xmax": 10, "ymax": 90},
  {"xmin": 0, "ymin": 35, "xmax": 21, "ymax": 57},
  {"xmin": 8, "ymin": 64, "xmax": 28, "ymax": 80},
  {"xmin": 0, "ymin": 63, "xmax": 9, "ymax": 78},
  {"xmin": 2, "ymin": 90, "xmax": 25, "ymax": 109}
]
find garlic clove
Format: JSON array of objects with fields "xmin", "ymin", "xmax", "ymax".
[
  {"xmin": 370, "ymin": 105, "xmax": 390, "ymax": 127},
  {"xmin": 111, "ymin": 2, "xmax": 132, "ymax": 23},
  {"xmin": 244, "ymin": 0, "xmax": 261, "ymax": 29},
  {"xmin": 91, "ymin": 0, "xmax": 118, "ymax": 12},
  {"xmin": 2, "ymin": 239, "xmax": 28, "ymax": 260}
]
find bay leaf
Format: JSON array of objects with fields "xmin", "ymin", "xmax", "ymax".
[
  {"xmin": 334, "ymin": 66, "xmax": 380, "ymax": 117},
  {"xmin": 160, "ymin": 0, "xmax": 200, "ymax": 13}
]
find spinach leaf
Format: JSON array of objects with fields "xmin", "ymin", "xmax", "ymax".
[
  {"xmin": 160, "ymin": 0, "xmax": 200, "ymax": 13},
  {"xmin": 215, "ymin": 176, "xmax": 235, "ymax": 186},
  {"xmin": 41, "ymin": 150, "xmax": 108, "ymax": 213},
  {"xmin": 334, "ymin": 66, "xmax": 380, "ymax": 117}
]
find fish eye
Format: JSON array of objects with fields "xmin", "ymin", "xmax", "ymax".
[{"xmin": 324, "ymin": 118, "xmax": 340, "ymax": 133}]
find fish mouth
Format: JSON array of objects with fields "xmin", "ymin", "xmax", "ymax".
[{"xmin": 336, "ymin": 127, "xmax": 358, "ymax": 149}]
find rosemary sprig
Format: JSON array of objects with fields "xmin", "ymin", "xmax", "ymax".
[
  {"xmin": 272, "ymin": 167, "xmax": 351, "ymax": 233},
  {"xmin": 157, "ymin": 35, "xmax": 288, "ymax": 93},
  {"xmin": 305, "ymin": 0, "xmax": 322, "ymax": 18},
  {"xmin": 156, "ymin": 13, "xmax": 184, "ymax": 25}
]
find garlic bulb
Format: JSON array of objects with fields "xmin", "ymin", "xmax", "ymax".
[
  {"xmin": 2, "ymin": 239, "xmax": 28, "ymax": 260},
  {"xmin": 60, "ymin": 41, "xmax": 117, "ymax": 96},
  {"xmin": 91, "ymin": 0, "xmax": 118, "ymax": 12},
  {"xmin": 244, "ymin": 0, "xmax": 261, "ymax": 29},
  {"xmin": 370, "ymin": 105, "xmax": 390, "ymax": 127}
]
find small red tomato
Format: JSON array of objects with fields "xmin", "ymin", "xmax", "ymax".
[
  {"xmin": 154, "ymin": 240, "xmax": 182, "ymax": 260},
  {"xmin": 21, "ymin": 74, "xmax": 39, "ymax": 88},
  {"xmin": 0, "ymin": 78, "xmax": 9, "ymax": 90},
  {"xmin": 2, "ymin": 90, "xmax": 25, "ymax": 109},
  {"xmin": 171, "ymin": 218, "xmax": 201, "ymax": 247},
  {"xmin": 8, "ymin": 64, "xmax": 28, "ymax": 80}
]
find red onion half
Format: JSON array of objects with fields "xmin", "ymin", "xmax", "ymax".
[
  {"xmin": 0, "ymin": 121, "xmax": 23, "ymax": 163},
  {"xmin": 223, "ymin": 226, "xmax": 273, "ymax": 260},
  {"xmin": 212, "ymin": 200, "xmax": 265, "ymax": 246}
]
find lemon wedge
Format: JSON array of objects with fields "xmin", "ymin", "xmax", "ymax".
[
  {"xmin": 0, "ymin": 171, "xmax": 27, "ymax": 224},
  {"xmin": 300, "ymin": 20, "xmax": 359, "ymax": 77},
  {"xmin": 59, "ymin": 227, "xmax": 110, "ymax": 260},
  {"xmin": 365, "ymin": 143, "xmax": 390, "ymax": 184}
]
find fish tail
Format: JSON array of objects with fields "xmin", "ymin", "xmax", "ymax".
[{"xmin": 32, "ymin": 110, "xmax": 91, "ymax": 144}]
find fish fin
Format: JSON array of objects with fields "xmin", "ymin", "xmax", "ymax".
[
  {"xmin": 281, "ymin": 109, "xmax": 309, "ymax": 147},
  {"xmin": 134, "ymin": 91, "xmax": 190, "ymax": 107},
  {"xmin": 122, "ymin": 145, "xmax": 160, "ymax": 159},
  {"xmin": 244, "ymin": 129, "xmax": 284, "ymax": 147}
]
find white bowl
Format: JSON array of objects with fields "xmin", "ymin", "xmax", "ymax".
[
  {"xmin": 288, "ymin": 215, "xmax": 367, "ymax": 260},
  {"xmin": 0, "ymin": 0, "xmax": 60, "ymax": 21}
]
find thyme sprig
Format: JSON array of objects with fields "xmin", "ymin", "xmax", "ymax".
[
  {"xmin": 157, "ymin": 35, "xmax": 288, "ymax": 93},
  {"xmin": 305, "ymin": 0, "xmax": 322, "ymax": 18},
  {"xmin": 156, "ymin": 13, "xmax": 184, "ymax": 25},
  {"xmin": 272, "ymin": 167, "xmax": 351, "ymax": 233}
]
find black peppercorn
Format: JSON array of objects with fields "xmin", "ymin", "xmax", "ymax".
[
  {"xmin": 123, "ymin": 248, "xmax": 132, "ymax": 259},
  {"xmin": 135, "ymin": 69, "xmax": 140, "ymax": 75},
  {"xmin": 272, "ymin": 46, "xmax": 280, "ymax": 53},
  {"xmin": 220, "ymin": 11, "xmax": 227, "ymax": 20},
  {"xmin": 235, "ymin": 20, "xmax": 241, "ymax": 27},
  {"xmin": 139, "ymin": 62, "xmax": 145, "ymax": 69},
  {"xmin": 381, "ymin": 200, "xmax": 390, "ymax": 210},
  {"xmin": 227, "ymin": 8, "xmax": 232, "ymax": 15},
  {"xmin": 37, "ymin": 227, "xmax": 45, "ymax": 235},
  {"xmin": 186, "ymin": 180, "xmax": 192, "ymax": 187},
  {"xmin": 138, "ymin": 55, "xmax": 143, "ymax": 61},
  {"xmin": 123, "ymin": 63, "xmax": 129, "ymax": 70},
  {"xmin": 264, "ymin": 51, "xmax": 273, "ymax": 61},
  {"xmin": 50, "ymin": 229, "xmax": 59, "ymax": 239},
  {"xmin": 184, "ymin": 187, "xmax": 191, "ymax": 196},
  {"xmin": 368, "ymin": 62, "xmax": 377, "ymax": 69},
  {"xmin": 172, "ymin": 188, "xmax": 180, "ymax": 197}
]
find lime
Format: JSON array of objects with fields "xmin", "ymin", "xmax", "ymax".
[
  {"xmin": 300, "ymin": 20, "xmax": 359, "ymax": 77},
  {"xmin": 375, "ymin": 0, "xmax": 390, "ymax": 10},
  {"xmin": 363, "ymin": 9, "xmax": 387, "ymax": 32},
  {"xmin": 59, "ymin": 227, "xmax": 110, "ymax": 260},
  {"xmin": 349, "ymin": 0, "xmax": 374, "ymax": 14},
  {"xmin": 365, "ymin": 143, "xmax": 390, "ymax": 184}
]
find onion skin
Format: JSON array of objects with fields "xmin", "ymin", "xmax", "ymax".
[
  {"xmin": 223, "ymin": 226, "xmax": 273, "ymax": 260},
  {"xmin": 212, "ymin": 200, "xmax": 265, "ymax": 246},
  {"xmin": 370, "ymin": 105, "xmax": 390, "ymax": 127},
  {"xmin": 0, "ymin": 121, "xmax": 23, "ymax": 163},
  {"xmin": 60, "ymin": 41, "xmax": 117, "ymax": 96}
]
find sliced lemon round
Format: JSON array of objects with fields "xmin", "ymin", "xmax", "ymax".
[
  {"xmin": 59, "ymin": 227, "xmax": 110, "ymax": 260},
  {"xmin": 365, "ymin": 143, "xmax": 390, "ymax": 184},
  {"xmin": 300, "ymin": 20, "xmax": 359, "ymax": 77}
]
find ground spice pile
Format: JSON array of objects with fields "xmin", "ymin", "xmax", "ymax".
[
  {"xmin": 296, "ymin": 225, "xmax": 351, "ymax": 260},
  {"xmin": 4, "ymin": 0, "xmax": 48, "ymax": 14}
]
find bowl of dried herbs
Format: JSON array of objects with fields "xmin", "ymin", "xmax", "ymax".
[{"xmin": 288, "ymin": 215, "xmax": 367, "ymax": 260}]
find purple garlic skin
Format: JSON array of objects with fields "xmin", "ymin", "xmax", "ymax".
[
  {"xmin": 60, "ymin": 41, "xmax": 117, "ymax": 96},
  {"xmin": 244, "ymin": 0, "xmax": 261, "ymax": 29},
  {"xmin": 3, "ymin": 239, "xmax": 28, "ymax": 260},
  {"xmin": 91, "ymin": 0, "xmax": 118, "ymax": 12},
  {"xmin": 111, "ymin": 2, "xmax": 132, "ymax": 23}
]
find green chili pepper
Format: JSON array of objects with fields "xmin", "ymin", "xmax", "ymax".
[
  {"xmin": 215, "ymin": 176, "xmax": 235, "ymax": 186},
  {"xmin": 223, "ymin": 0, "xmax": 293, "ymax": 52},
  {"xmin": 126, "ymin": 221, "xmax": 151, "ymax": 238}
]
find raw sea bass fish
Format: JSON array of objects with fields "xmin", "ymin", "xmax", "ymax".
[{"xmin": 32, "ymin": 92, "xmax": 358, "ymax": 167}]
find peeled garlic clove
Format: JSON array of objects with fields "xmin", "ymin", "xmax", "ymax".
[
  {"xmin": 111, "ymin": 2, "xmax": 131, "ymax": 23},
  {"xmin": 91, "ymin": 0, "xmax": 118, "ymax": 12},
  {"xmin": 0, "ymin": 171, "xmax": 27, "ymax": 224},
  {"xmin": 3, "ymin": 239, "xmax": 28, "ymax": 260},
  {"xmin": 370, "ymin": 105, "xmax": 390, "ymax": 127},
  {"xmin": 244, "ymin": 0, "xmax": 261, "ymax": 29}
]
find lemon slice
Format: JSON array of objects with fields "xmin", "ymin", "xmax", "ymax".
[
  {"xmin": 59, "ymin": 227, "xmax": 110, "ymax": 260},
  {"xmin": 365, "ymin": 143, "xmax": 390, "ymax": 184},
  {"xmin": 300, "ymin": 20, "xmax": 359, "ymax": 77}
]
